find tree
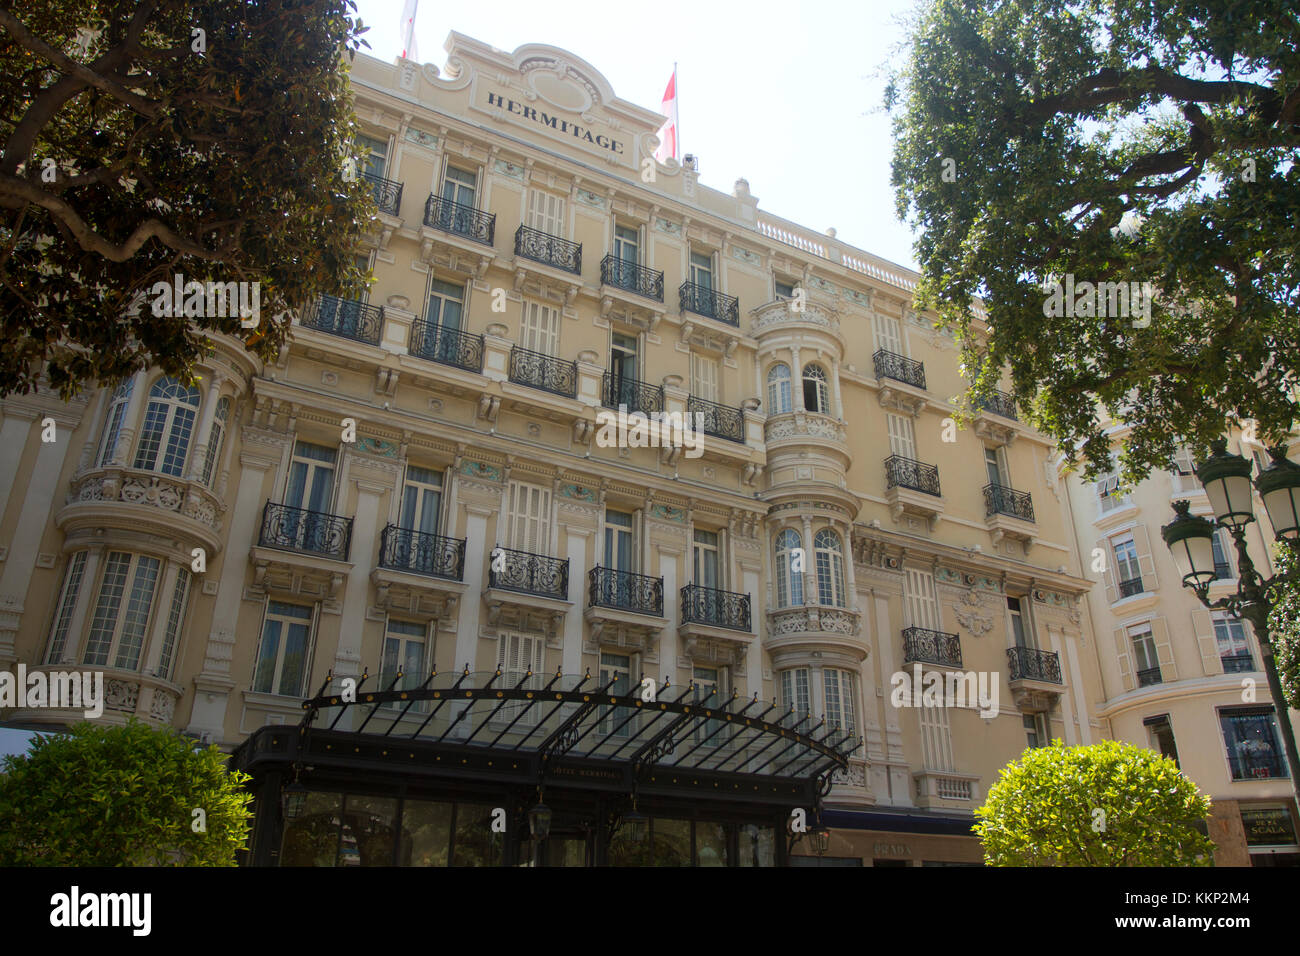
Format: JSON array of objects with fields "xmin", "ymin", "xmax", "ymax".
[
  {"xmin": 0, "ymin": 0, "xmax": 378, "ymax": 399},
  {"xmin": 0, "ymin": 719, "xmax": 253, "ymax": 865},
  {"xmin": 889, "ymin": 0, "xmax": 1299, "ymax": 485},
  {"xmin": 1268, "ymin": 541, "xmax": 1300, "ymax": 707},
  {"xmin": 974, "ymin": 739, "xmax": 1214, "ymax": 866}
]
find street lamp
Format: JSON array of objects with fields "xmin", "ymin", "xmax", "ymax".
[{"xmin": 1161, "ymin": 442, "xmax": 1300, "ymax": 811}]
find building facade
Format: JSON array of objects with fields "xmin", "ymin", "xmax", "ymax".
[
  {"xmin": 1062, "ymin": 427, "xmax": 1300, "ymax": 866},
  {"xmin": 0, "ymin": 33, "xmax": 1105, "ymax": 866}
]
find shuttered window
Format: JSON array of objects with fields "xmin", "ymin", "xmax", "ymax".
[
  {"xmin": 526, "ymin": 189, "xmax": 565, "ymax": 237},
  {"xmin": 520, "ymin": 299, "xmax": 560, "ymax": 356}
]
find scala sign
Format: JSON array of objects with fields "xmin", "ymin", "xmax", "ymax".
[{"xmin": 486, "ymin": 91, "xmax": 625, "ymax": 155}]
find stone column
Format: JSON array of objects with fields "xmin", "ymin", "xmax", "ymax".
[
  {"xmin": 562, "ymin": 529, "xmax": 589, "ymax": 675},
  {"xmin": 109, "ymin": 370, "xmax": 149, "ymax": 465},
  {"xmin": 330, "ymin": 474, "xmax": 386, "ymax": 732},
  {"xmin": 186, "ymin": 375, "xmax": 226, "ymax": 482},
  {"xmin": 0, "ymin": 411, "xmax": 34, "ymax": 523},
  {"xmin": 791, "ymin": 346, "xmax": 804, "ymax": 412},
  {"xmin": 456, "ymin": 506, "xmax": 492, "ymax": 671}
]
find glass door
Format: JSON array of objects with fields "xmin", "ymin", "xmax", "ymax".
[
  {"xmin": 284, "ymin": 442, "xmax": 337, "ymax": 550},
  {"xmin": 614, "ymin": 224, "xmax": 639, "ymax": 288},
  {"xmin": 396, "ymin": 466, "xmax": 442, "ymax": 572},
  {"xmin": 610, "ymin": 333, "xmax": 638, "ymax": 406},
  {"xmin": 693, "ymin": 528, "xmax": 720, "ymax": 624}
]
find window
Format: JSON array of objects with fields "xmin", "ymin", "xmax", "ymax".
[
  {"xmin": 873, "ymin": 313, "xmax": 903, "ymax": 355},
  {"xmin": 886, "ymin": 413, "xmax": 916, "ymax": 460},
  {"xmin": 284, "ymin": 441, "xmax": 337, "ymax": 513},
  {"xmin": 692, "ymin": 528, "xmax": 720, "ymax": 589},
  {"xmin": 802, "ymin": 363, "xmax": 829, "ymax": 414},
  {"xmin": 780, "ymin": 668, "xmax": 810, "ymax": 717},
  {"xmin": 603, "ymin": 509, "xmax": 634, "ymax": 572},
  {"xmin": 526, "ymin": 188, "xmax": 565, "ymax": 236},
  {"xmin": 356, "ymin": 133, "xmax": 388, "ymax": 179},
  {"xmin": 201, "ymin": 396, "xmax": 230, "ymax": 487},
  {"xmin": 424, "ymin": 277, "xmax": 465, "ymax": 332},
  {"xmin": 692, "ymin": 666, "xmax": 725, "ymax": 743},
  {"xmin": 689, "ymin": 250, "xmax": 714, "ymax": 290},
  {"xmin": 1220, "ymin": 708, "xmax": 1289, "ymax": 779},
  {"xmin": 133, "ymin": 377, "xmax": 200, "ymax": 477},
  {"xmin": 1023, "ymin": 712, "xmax": 1049, "ymax": 749},
  {"xmin": 1112, "ymin": 536, "xmax": 1143, "ymax": 595},
  {"xmin": 400, "ymin": 465, "xmax": 443, "ymax": 537},
  {"xmin": 155, "ymin": 569, "xmax": 190, "ymax": 681},
  {"xmin": 1008, "ymin": 596, "xmax": 1029, "ymax": 648},
  {"xmin": 904, "ymin": 569, "xmax": 941, "ymax": 631},
  {"xmin": 98, "ymin": 379, "xmax": 133, "ymax": 466},
  {"xmin": 1144, "ymin": 714, "xmax": 1179, "ymax": 765},
  {"xmin": 599, "ymin": 651, "xmax": 632, "ymax": 735},
  {"xmin": 984, "ymin": 446, "xmax": 1004, "ymax": 486},
  {"xmin": 520, "ymin": 299, "xmax": 560, "ymax": 356},
  {"xmin": 920, "ymin": 695, "xmax": 954, "ymax": 769},
  {"xmin": 774, "ymin": 529, "xmax": 804, "ymax": 608},
  {"xmin": 775, "ymin": 279, "xmax": 796, "ymax": 300},
  {"xmin": 381, "ymin": 619, "xmax": 428, "ymax": 710},
  {"xmin": 1129, "ymin": 623, "xmax": 1161, "ymax": 685},
  {"xmin": 1095, "ymin": 473, "xmax": 1130, "ymax": 513},
  {"xmin": 691, "ymin": 353, "xmax": 719, "ymax": 404},
  {"xmin": 1213, "ymin": 613, "xmax": 1253, "ymax": 672},
  {"xmin": 766, "ymin": 364, "xmax": 792, "ymax": 415},
  {"xmin": 1211, "ymin": 530, "xmax": 1233, "ymax": 579},
  {"xmin": 505, "ymin": 480, "xmax": 552, "ymax": 555},
  {"xmin": 440, "ymin": 165, "xmax": 477, "ymax": 208},
  {"xmin": 609, "ymin": 333, "xmax": 638, "ymax": 394},
  {"xmin": 613, "ymin": 224, "xmax": 639, "ymax": 264},
  {"xmin": 45, "ymin": 552, "xmax": 88, "ymax": 664},
  {"xmin": 82, "ymin": 552, "xmax": 161, "ymax": 671},
  {"xmin": 823, "ymin": 669, "xmax": 856, "ymax": 733},
  {"xmin": 497, "ymin": 632, "xmax": 545, "ymax": 722},
  {"xmin": 253, "ymin": 601, "xmax": 315, "ymax": 697},
  {"xmin": 814, "ymin": 529, "xmax": 846, "ymax": 607}
]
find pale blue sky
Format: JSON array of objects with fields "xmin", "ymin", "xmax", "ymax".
[{"xmin": 356, "ymin": 0, "xmax": 922, "ymax": 270}]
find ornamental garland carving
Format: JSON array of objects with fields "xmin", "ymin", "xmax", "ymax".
[{"xmin": 953, "ymin": 587, "xmax": 995, "ymax": 637}]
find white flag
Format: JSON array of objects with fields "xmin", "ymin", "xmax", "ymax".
[
  {"xmin": 654, "ymin": 69, "xmax": 678, "ymax": 164},
  {"xmin": 400, "ymin": 0, "xmax": 419, "ymax": 62}
]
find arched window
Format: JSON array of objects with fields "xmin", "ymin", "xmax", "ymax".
[
  {"xmin": 774, "ymin": 528, "xmax": 804, "ymax": 607},
  {"xmin": 133, "ymin": 377, "xmax": 200, "ymax": 477},
  {"xmin": 201, "ymin": 396, "xmax": 230, "ymax": 486},
  {"xmin": 766, "ymin": 363, "xmax": 791, "ymax": 415},
  {"xmin": 97, "ymin": 379, "xmax": 134, "ymax": 466},
  {"xmin": 814, "ymin": 528, "xmax": 846, "ymax": 607},
  {"xmin": 802, "ymin": 363, "xmax": 829, "ymax": 414}
]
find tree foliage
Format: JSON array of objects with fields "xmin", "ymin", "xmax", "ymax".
[
  {"xmin": 0, "ymin": 719, "xmax": 252, "ymax": 866},
  {"xmin": 974, "ymin": 739, "xmax": 1214, "ymax": 866},
  {"xmin": 1268, "ymin": 542, "xmax": 1300, "ymax": 708},
  {"xmin": 890, "ymin": 0, "xmax": 1300, "ymax": 484},
  {"xmin": 0, "ymin": 0, "xmax": 377, "ymax": 398}
]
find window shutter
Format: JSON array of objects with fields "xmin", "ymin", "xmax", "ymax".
[
  {"xmin": 887, "ymin": 414, "xmax": 916, "ymax": 460},
  {"xmin": 1131, "ymin": 525, "xmax": 1160, "ymax": 589},
  {"xmin": 521, "ymin": 300, "xmax": 559, "ymax": 356},
  {"xmin": 1113, "ymin": 627, "xmax": 1135, "ymax": 691},
  {"xmin": 1095, "ymin": 537, "xmax": 1118, "ymax": 604},
  {"xmin": 507, "ymin": 481, "xmax": 552, "ymax": 554},
  {"xmin": 1150, "ymin": 617, "xmax": 1178, "ymax": 681},
  {"xmin": 873, "ymin": 313, "xmax": 903, "ymax": 355},
  {"xmin": 691, "ymin": 355, "xmax": 719, "ymax": 403},
  {"xmin": 1193, "ymin": 609, "xmax": 1221, "ymax": 676},
  {"xmin": 527, "ymin": 190, "xmax": 565, "ymax": 236}
]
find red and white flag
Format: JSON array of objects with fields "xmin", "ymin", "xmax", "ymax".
[
  {"xmin": 399, "ymin": 0, "xmax": 419, "ymax": 61},
  {"xmin": 654, "ymin": 68, "xmax": 678, "ymax": 164}
]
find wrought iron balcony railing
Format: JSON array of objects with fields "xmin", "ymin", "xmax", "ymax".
[
  {"xmin": 378, "ymin": 525, "xmax": 465, "ymax": 581},
  {"xmin": 1136, "ymin": 665, "xmax": 1163, "ymax": 687},
  {"xmin": 873, "ymin": 348, "xmax": 926, "ymax": 390},
  {"xmin": 509, "ymin": 346, "xmax": 577, "ymax": 398},
  {"xmin": 1228, "ymin": 753, "xmax": 1289, "ymax": 780},
  {"xmin": 363, "ymin": 170, "xmax": 403, "ymax": 216},
  {"xmin": 976, "ymin": 388, "xmax": 1018, "ymax": 420},
  {"xmin": 258, "ymin": 501, "xmax": 352, "ymax": 561},
  {"xmin": 687, "ymin": 395, "xmax": 745, "ymax": 444},
  {"xmin": 680, "ymin": 584, "xmax": 751, "ymax": 632},
  {"xmin": 409, "ymin": 319, "xmax": 484, "ymax": 373},
  {"xmin": 984, "ymin": 482, "xmax": 1035, "ymax": 522},
  {"xmin": 600, "ymin": 255, "xmax": 664, "ymax": 302},
  {"xmin": 515, "ymin": 224, "xmax": 581, "ymax": 275},
  {"xmin": 902, "ymin": 626, "xmax": 962, "ymax": 667},
  {"xmin": 1220, "ymin": 653, "xmax": 1255, "ymax": 673},
  {"xmin": 885, "ymin": 454, "xmax": 941, "ymax": 497},
  {"xmin": 678, "ymin": 281, "xmax": 740, "ymax": 326},
  {"xmin": 602, "ymin": 372, "xmax": 664, "ymax": 414},
  {"xmin": 488, "ymin": 546, "xmax": 570, "ymax": 600},
  {"xmin": 423, "ymin": 194, "xmax": 495, "ymax": 246},
  {"xmin": 301, "ymin": 295, "xmax": 383, "ymax": 347},
  {"xmin": 1118, "ymin": 577, "xmax": 1145, "ymax": 598},
  {"xmin": 1006, "ymin": 646, "xmax": 1063, "ymax": 684},
  {"xmin": 589, "ymin": 566, "xmax": 664, "ymax": 617}
]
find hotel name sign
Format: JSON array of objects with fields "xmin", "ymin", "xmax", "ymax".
[{"xmin": 484, "ymin": 90, "xmax": 626, "ymax": 156}]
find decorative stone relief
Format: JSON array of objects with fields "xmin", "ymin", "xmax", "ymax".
[
  {"xmin": 654, "ymin": 218, "xmax": 681, "ymax": 235},
  {"xmin": 404, "ymin": 128, "xmax": 438, "ymax": 150},
  {"xmin": 460, "ymin": 460, "xmax": 503, "ymax": 482},
  {"xmin": 953, "ymin": 587, "xmax": 995, "ymax": 637},
  {"xmin": 357, "ymin": 436, "xmax": 399, "ymax": 458},
  {"xmin": 730, "ymin": 245, "xmax": 761, "ymax": 265},
  {"xmin": 575, "ymin": 188, "xmax": 606, "ymax": 208},
  {"xmin": 649, "ymin": 504, "xmax": 685, "ymax": 523},
  {"xmin": 105, "ymin": 679, "xmax": 140, "ymax": 713},
  {"xmin": 558, "ymin": 483, "xmax": 595, "ymax": 502},
  {"xmin": 494, "ymin": 159, "xmax": 525, "ymax": 180}
]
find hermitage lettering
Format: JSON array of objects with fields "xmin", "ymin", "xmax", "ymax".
[{"xmin": 486, "ymin": 91, "xmax": 623, "ymax": 154}]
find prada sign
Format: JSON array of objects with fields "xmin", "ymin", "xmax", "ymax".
[{"xmin": 486, "ymin": 91, "xmax": 625, "ymax": 155}]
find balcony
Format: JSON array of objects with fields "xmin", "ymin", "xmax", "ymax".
[
  {"xmin": 363, "ymin": 171, "xmax": 403, "ymax": 216},
  {"xmin": 423, "ymin": 194, "xmax": 495, "ymax": 246},
  {"xmin": 681, "ymin": 584, "xmax": 751, "ymax": 632},
  {"xmin": 902, "ymin": 626, "xmax": 962, "ymax": 668},
  {"xmin": 409, "ymin": 319, "xmax": 484, "ymax": 374},
  {"xmin": 484, "ymin": 546, "xmax": 571, "ymax": 634},
  {"xmin": 1136, "ymin": 665, "xmax": 1163, "ymax": 687},
  {"xmin": 602, "ymin": 372, "xmax": 664, "ymax": 414},
  {"xmin": 687, "ymin": 395, "xmax": 745, "ymax": 444},
  {"xmin": 372, "ymin": 526, "xmax": 467, "ymax": 622},
  {"xmin": 258, "ymin": 501, "xmax": 352, "ymax": 561},
  {"xmin": 300, "ymin": 295, "xmax": 383, "ymax": 347},
  {"xmin": 975, "ymin": 388, "xmax": 1018, "ymax": 421},
  {"xmin": 1007, "ymin": 646, "xmax": 1062, "ymax": 684},
  {"xmin": 59, "ymin": 465, "xmax": 225, "ymax": 557},
  {"xmin": 1221, "ymin": 654, "xmax": 1256, "ymax": 674},
  {"xmin": 884, "ymin": 455, "xmax": 944, "ymax": 528},
  {"xmin": 515, "ymin": 224, "xmax": 581, "ymax": 275},
  {"xmin": 913, "ymin": 770, "xmax": 981, "ymax": 809},
  {"xmin": 600, "ymin": 255, "xmax": 664, "ymax": 302},
  {"xmin": 873, "ymin": 349, "xmax": 926, "ymax": 390},
  {"xmin": 679, "ymin": 281, "xmax": 740, "ymax": 327},
  {"xmin": 984, "ymin": 482, "xmax": 1035, "ymax": 522},
  {"xmin": 509, "ymin": 346, "xmax": 577, "ymax": 399},
  {"xmin": 589, "ymin": 566, "xmax": 663, "ymax": 616},
  {"xmin": 1118, "ymin": 577, "xmax": 1145, "ymax": 598}
]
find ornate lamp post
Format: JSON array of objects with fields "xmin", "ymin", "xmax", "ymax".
[{"xmin": 1161, "ymin": 444, "xmax": 1300, "ymax": 810}]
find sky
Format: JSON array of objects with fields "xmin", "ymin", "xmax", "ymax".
[{"xmin": 356, "ymin": 0, "xmax": 923, "ymax": 270}]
